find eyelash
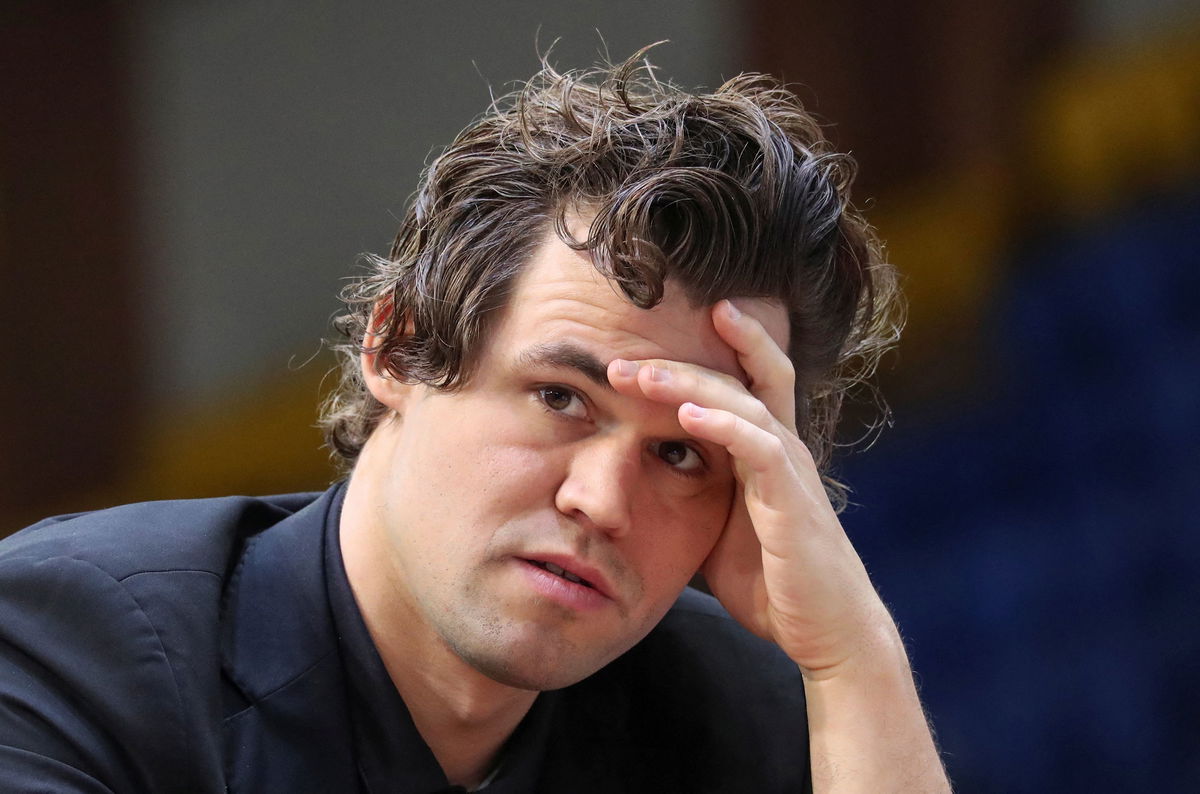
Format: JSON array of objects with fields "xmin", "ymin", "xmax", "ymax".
[
  {"xmin": 534, "ymin": 385, "xmax": 708, "ymax": 478},
  {"xmin": 651, "ymin": 441, "xmax": 707, "ymax": 478},
  {"xmin": 536, "ymin": 385, "xmax": 588, "ymax": 419}
]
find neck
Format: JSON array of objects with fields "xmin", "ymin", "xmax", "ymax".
[{"xmin": 340, "ymin": 432, "xmax": 537, "ymax": 788}]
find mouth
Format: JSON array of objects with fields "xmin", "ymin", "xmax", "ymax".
[
  {"xmin": 516, "ymin": 554, "xmax": 614, "ymax": 604},
  {"xmin": 523, "ymin": 558, "xmax": 595, "ymax": 588}
]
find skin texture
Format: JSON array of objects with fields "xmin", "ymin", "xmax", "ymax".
[{"xmin": 342, "ymin": 225, "xmax": 950, "ymax": 791}]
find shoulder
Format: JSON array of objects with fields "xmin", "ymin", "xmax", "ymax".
[
  {"xmin": 1, "ymin": 491, "xmax": 320, "ymax": 581},
  {"xmin": 0, "ymin": 491, "xmax": 321, "ymax": 793}
]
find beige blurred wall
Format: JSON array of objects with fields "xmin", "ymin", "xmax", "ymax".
[{"xmin": 129, "ymin": 0, "xmax": 746, "ymax": 410}]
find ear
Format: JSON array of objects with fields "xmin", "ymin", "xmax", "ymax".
[{"xmin": 360, "ymin": 300, "xmax": 417, "ymax": 413}]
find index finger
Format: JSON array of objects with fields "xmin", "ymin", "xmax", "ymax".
[{"xmin": 712, "ymin": 300, "xmax": 797, "ymax": 432}]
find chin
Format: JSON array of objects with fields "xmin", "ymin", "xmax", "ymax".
[
  {"xmin": 450, "ymin": 630, "xmax": 626, "ymax": 692},
  {"xmin": 471, "ymin": 657, "xmax": 577, "ymax": 691}
]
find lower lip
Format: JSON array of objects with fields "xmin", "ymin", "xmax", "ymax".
[{"xmin": 515, "ymin": 559, "xmax": 612, "ymax": 612}]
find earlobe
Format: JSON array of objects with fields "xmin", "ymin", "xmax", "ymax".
[{"xmin": 360, "ymin": 301, "xmax": 415, "ymax": 412}]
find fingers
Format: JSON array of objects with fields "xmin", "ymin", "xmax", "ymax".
[
  {"xmin": 607, "ymin": 357, "xmax": 778, "ymax": 433},
  {"xmin": 604, "ymin": 297, "xmax": 803, "ymax": 508},
  {"xmin": 681, "ymin": 400, "xmax": 836, "ymax": 558},
  {"xmin": 713, "ymin": 300, "xmax": 797, "ymax": 432},
  {"xmin": 605, "ymin": 299, "xmax": 797, "ymax": 435},
  {"xmin": 678, "ymin": 403, "xmax": 822, "ymax": 537}
]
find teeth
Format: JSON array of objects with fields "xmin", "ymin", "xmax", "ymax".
[{"xmin": 540, "ymin": 561, "xmax": 588, "ymax": 587}]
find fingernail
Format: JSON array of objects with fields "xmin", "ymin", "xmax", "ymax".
[
  {"xmin": 685, "ymin": 403, "xmax": 706, "ymax": 418},
  {"xmin": 724, "ymin": 300, "xmax": 741, "ymax": 320},
  {"xmin": 614, "ymin": 359, "xmax": 639, "ymax": 377},
  {"xmin": 649, "ymin": 365, "xmax": 670, "ymax": 382}
]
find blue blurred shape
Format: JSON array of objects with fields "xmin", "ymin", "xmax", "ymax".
[{"xmin": 839, "ymin": 186, "xmax": 1200, "ymax": 792}]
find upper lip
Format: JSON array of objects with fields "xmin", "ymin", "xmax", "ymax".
[{"xmin": 519, "ymin": 552, "xmax": 615, "ymax": 600}]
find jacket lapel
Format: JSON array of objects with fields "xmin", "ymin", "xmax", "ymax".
[{"xmin": 219, "ymin": 486, "xmax": 360, "ymax": 792}]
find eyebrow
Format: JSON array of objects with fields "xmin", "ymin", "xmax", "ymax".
[{"xmin": 514, "ymin": 342, "xmax": 615, "ymax": 391}]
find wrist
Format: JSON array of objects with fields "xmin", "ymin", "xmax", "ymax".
[
  {"xmin": 801, "ymin": 618, "xmax": 949, "ymax": 792},
  {"xmin": 791, "ymin": 603, "xmax": 907, "ymax": 684}
]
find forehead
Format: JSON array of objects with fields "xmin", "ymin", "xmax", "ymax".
[{"xmin": 489, "ymin": 230, "xmax": 786, "ymax": 377}]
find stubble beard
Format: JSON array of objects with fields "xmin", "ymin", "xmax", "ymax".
[{"xmin": 432, "ymin": 572, "xmax": 631, "ymax": 692}]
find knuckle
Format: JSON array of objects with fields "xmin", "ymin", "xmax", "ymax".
[
  {"xmin": 715, "ymin": 369, "xmax": 747, "ymax": 392},
  {"xmin": 718, "ymin": 410, "xmax": 741, "ymax": 435},
  {"xmin": 792, "ymin": 436, "xmax": 815, "ymax": 464},
  {"xmin": 753, "ymin": 400, "xmax": 775, "ymax": 428},
  {"xmin": 764, "ymin": 433, "xmax": 788, "ymax": 463},
  {"xmin": 776, "ymin": 353, "xmax": 797, "ymax": 389}
]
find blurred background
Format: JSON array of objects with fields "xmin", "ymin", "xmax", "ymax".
[{"xmin": 2, "ymin": 1, "xmax": 1198, "ymax": 790}]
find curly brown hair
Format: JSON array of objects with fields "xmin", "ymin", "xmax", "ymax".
[{"xmin": 320, "ymin": 47, "xmax": 902, "ymax": 509}]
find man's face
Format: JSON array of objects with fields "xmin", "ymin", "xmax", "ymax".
[{"xmin": 361, "ymin": 229, "xmax": 787, "ymax": 690}]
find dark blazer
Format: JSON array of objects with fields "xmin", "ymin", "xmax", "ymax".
[{"xmin": 0, "ymin": 488, "xmax": 811, "ymax": 793}]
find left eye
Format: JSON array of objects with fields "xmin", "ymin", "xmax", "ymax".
[
  {"xmin": 652, "ymin": 441, "xmax": 703, "ymax": 472},
  {"xmin": 537, "ymin": 386, "xmax": 588, "ymax": 419}
]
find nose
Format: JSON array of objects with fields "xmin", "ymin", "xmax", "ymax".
[{"xmin": 554, "ymin": 436, "xmax": 639, "ymax": 537}]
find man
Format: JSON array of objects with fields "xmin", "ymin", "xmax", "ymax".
[{"xmin": 0, "ymin": 53, "xmax": 949, "ymax": 792}]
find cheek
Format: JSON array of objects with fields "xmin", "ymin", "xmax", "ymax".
[
  {"xmin": 633, "ymin": 487, "xmax": 730, "ymax": 579},
  {"xmin": 484, "ymin": 439, "xmax": 565, "ymax": 487},
  {"xmin": 409, "ymin": 403, "xmax": 551, "ymax": 488},
  {"xmin": 447, "ymin": 440, "xmax": 566, "ymax": 530},
  {"xmin": 656, "ymin": 478, "xmax": 733, "ymax": 536}
]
